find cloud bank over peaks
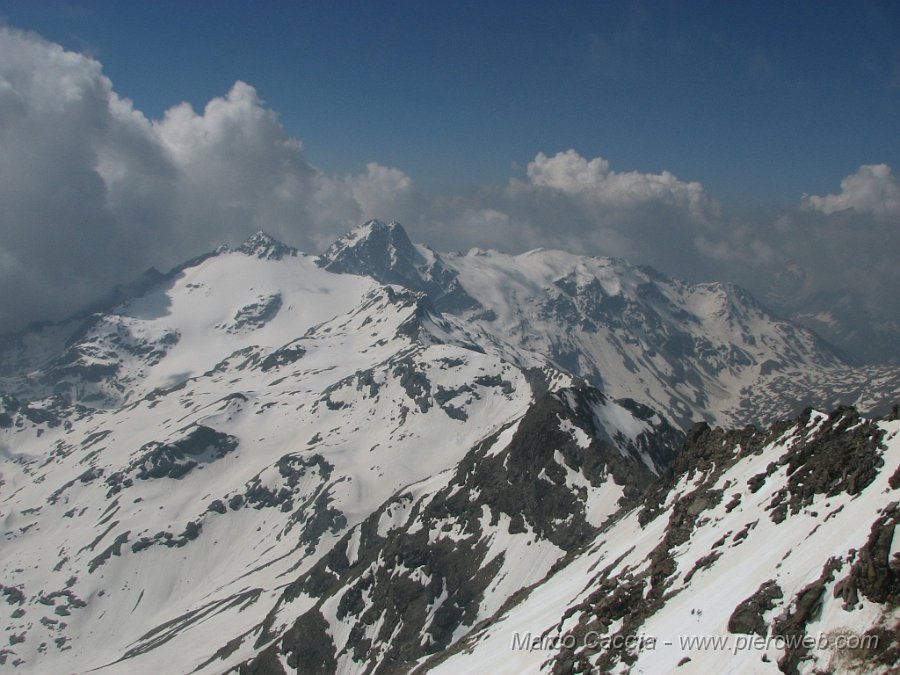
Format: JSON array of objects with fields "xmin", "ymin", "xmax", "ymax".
[
  {"xmin": 0, "ymin": 24, "xmax": 897, "ymax": 361},
  {"xmin": 0, "ymin": 26, "xmax": 412, "ymax": 330},
  {"xmin": 425, "ymin": 149, "xmax": 725, "ymax": 275},
  {"xmin": 769, "ymin": 164, "xmax": 900, "ymax": 324}
]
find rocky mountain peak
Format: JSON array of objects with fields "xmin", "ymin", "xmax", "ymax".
[
  {"xmin": 319, "ymin": 220, "xmax": 481, "ymax": 314},
  {"xmin": 236, "ymin": 230, "xmax": 298, "ymax": 260},
  {"xmin": 319, "ymin": 220, "xmax": 422, "ymax": 278}
]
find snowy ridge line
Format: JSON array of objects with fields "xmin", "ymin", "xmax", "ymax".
[
  {"xmin": 2, "ymin": 222, "xmax": 897, "ymax": 429},
  {"xmin": 320, "ymin": 221, "xmax": 899, "ymax": 428},
  {"xmin": 423, "ymin": 406, "xmax": 900, "ymax": 675}
]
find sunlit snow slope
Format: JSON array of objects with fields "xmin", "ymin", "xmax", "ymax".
[
  {"xmin": 425, "ymin": 408, "xmax": 900, "ymax": 675},
  {"xmin": 0, "ymin": 232, "xmax": 678, "ymax": 672}
]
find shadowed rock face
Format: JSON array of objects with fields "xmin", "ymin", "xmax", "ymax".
[
  {"xmin": 319, "ymin": 220, "xmax": 425, "ymax": 284},
  {"xmin": 832, "ymin": 500, "xmax": 900, "ymax": 616},
  {"xmin": 319, "ymin": 220, "xmax": 480, "ymax": 314},
  {"xmin": 225, "ymin": 294, "xmax": 283, "ymax": 333},
  {"xmin": 105, "ymin": 425, "xmax": 240, "ymax": 496},
  {"xmin": 728, "ymin": 581, "xmax": 784, "ymax": 636}
]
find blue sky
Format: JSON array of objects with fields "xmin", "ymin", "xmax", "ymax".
[{"xmin": 2, "ymin": 0, "xmax": 898, "ymax": 206}]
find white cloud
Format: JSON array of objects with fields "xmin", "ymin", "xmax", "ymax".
[
  {"xmin": 435, "ymin": 149, "xmax": 725, "ymax": 274},
  {"xmin": 0, "ymin": 28, "xmax": 729, "ymax": 333},
  {"xmin": 0, "ymin": 26, "xmax": 168, "ymax": 328},
  {"xmin": 518, "ymin": 149, "xmax": 719, "ymax": 223},
  {"xmin": 802, "ymin": 163, "xmax": 900, "ymax": 216},
  {"xmin": 432, "ymin": 207, "xmax": 541, "ymax": 253},
  {"xmin": 525, "ymin": 151, "xmax": 611, "ymax": 193},
  {"xmin": 0, "ymin": 26, "xmax": 412, "ymax": 331}
]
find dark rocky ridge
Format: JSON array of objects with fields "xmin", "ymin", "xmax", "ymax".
[
  {"xmin": 411, "ymin": 402, "xmax": 898, "ymax": 675},
  {"xmin": 234, "ymin": 386, "xmax": 682, "ymax": 674},
  {"xmin": 548, "ymin": 405, "xmax": 896, "ymax": 673},
  {"xmin": 237, "ymin": 231, "xmax": 298, "ymax": 260}
]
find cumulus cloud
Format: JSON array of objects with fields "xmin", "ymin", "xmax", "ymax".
[
  {"xmin": 0, "ymin": 26, "xmax": 166, "ymax": 329},
  {"xmin": 772, "ymin": 197, "xmax": 900, "ymax": 312},
  {"xmin": 690, "ymin": 167, "xmax": 900, "ymax": 347},
  {"xmin": 345, "ymin": 163, "xmax": 417, "ymax": 224},
  {"xmin": 0, "ymin": 27, "xmax": 734, "ymax": 334},
  {"xmin": 801, "ymin": 163, "xmax": 900, "ymax": 217},
  {"xmin": 520, "ymin": 149, "xmax": 719, "ymax": 223},
  {"xmin": 0, "ymin": 26, "xmax": 411, "ymax": 331},
  {"xmin": 451, "ymin": 151, "xmax": 900, "ymax": 342}
]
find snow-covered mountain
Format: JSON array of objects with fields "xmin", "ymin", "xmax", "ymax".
[
  {"xmin": 321, "ymin": 221, "xmax": 898, "ymax": 428},
  {"xmin": 1, "ymin": 223, "xmax": 897, "ymax": 673}
]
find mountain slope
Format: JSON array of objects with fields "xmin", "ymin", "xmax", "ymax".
[
  {"xmin": 424, "ymin": 407, "xmax": 900, "ymax": 675},
  {"xmin": 0, "ymin": 233, "xmax": 680, "ymax": 673},
  {"xmin": 1, "ymin": 225, "xmax": 897, "ymax": 674},
  {"xmin": 234, "ymin": 387, "xmax": 680, "ymax": 674}
]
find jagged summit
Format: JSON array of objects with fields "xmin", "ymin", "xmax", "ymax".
[
  {"xmin": 340, "ymin": 218, "xmax": 406, "ymax": 242},
  {"xmin": 319, "ymin": 219, "xmax": 422, "ymax": 277},
  {"xmin": 319, "ymin": 220, "xmax": 481, "ymax": 314},
  {"xmin": 236, "ymin": 230, "xmax": 298, "ymax": 260}
]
